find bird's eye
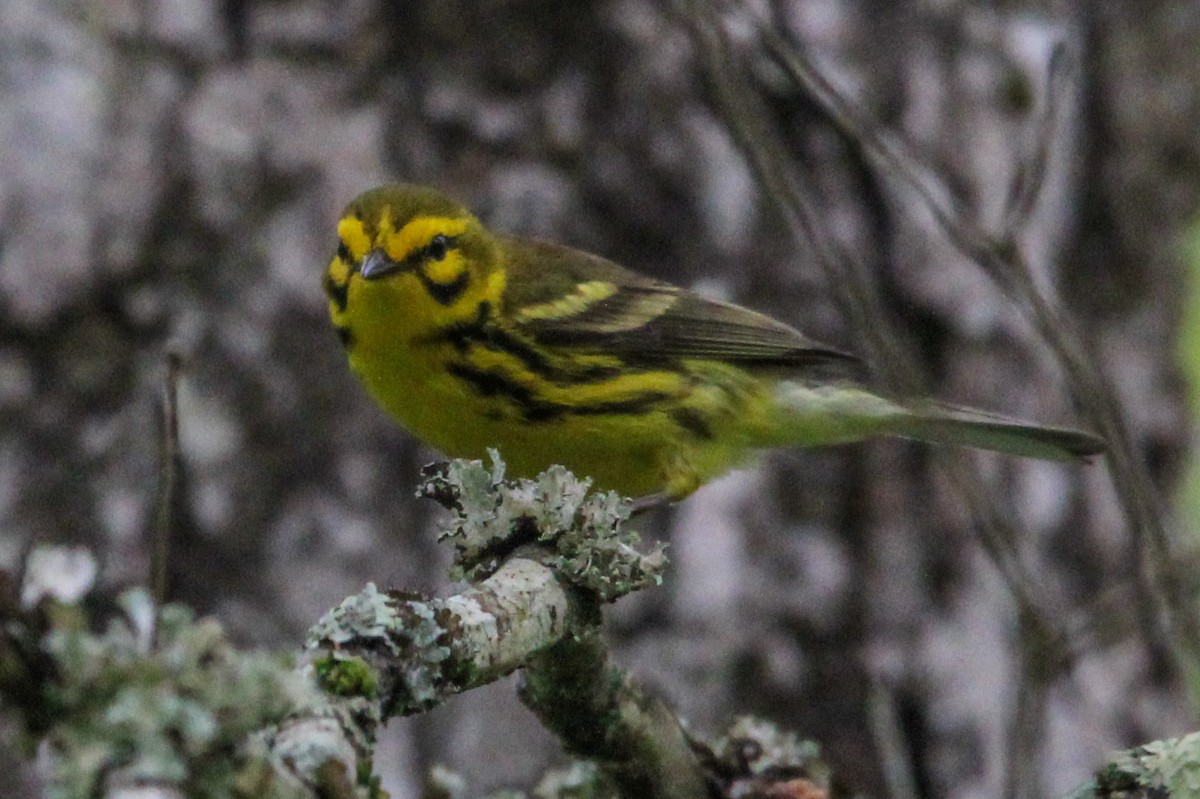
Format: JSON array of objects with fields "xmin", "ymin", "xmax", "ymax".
[{"xmin": 428, "ymin": 234, "xmax": 449, "ymax": 262}]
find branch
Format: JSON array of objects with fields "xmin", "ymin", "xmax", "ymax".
[
  {"xmin": 151, "ymin": 349, "xmax": 182, "ymax": 608},
  {"xmin": 10, "ymin": 454, "xmax": 1194, "ymax": 797},
  {"xmin": 1065, "ymin": 732, "xmax": 1200, "ymax": 799},
  {"xmin": 519, "ymin": 626, "xmax": 709, "ymax": 799},
  {"xmin": 5, "ymin": 456, "xmax": 724, "ymax": 799}
]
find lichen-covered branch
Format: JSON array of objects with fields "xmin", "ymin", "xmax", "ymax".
[
  {"xmin": 1, "ymin": 576, "xmax": 331, "ymax": 799},
  {"xmin": 1063, "ymin": 732, "xmax": 1200, "ymax": 799},
  {"xmin": 2, "ymin": 551, "xmax": 611, "ymax": 799},
  {"xmin": 306, "ymin": 559, "xmax": 578, "ymax": 719},
  {"xmin": 0, "ymin": 456, "xmax": 676, "ymax": 798},
  {"xmin": 13, "ymin": 452, "xmax": 1195, "ymax": 798},
  {"xmin": 303, "ymin": 453, "xmax": 666, "ymax": 717},
  {"xmin": 519, "ymin": 627, "xmax": 710, "ymax": 799}
]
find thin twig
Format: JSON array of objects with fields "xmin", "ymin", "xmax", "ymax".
[
  {"xmin": 755, "ymin": 10, "xmax": 1200, "ymax": 682},
  {"xmin": 152, "ymin": 350, "xmax": 182, "ymax": 608},
  {"xmin": 673, "ymin": 0, "xmax": 1072, "ymax": 659},
  {"xmin": 1004, "ymin": 611, "xmax": 1053, "ymax": 799},
  {"xmin": 867, "ymin": 679, "xmax": 920, "ymax": 799},
  {"xmin": 673, "ymin": 0, "xmax": 885, "ymax": 362},
  {"xmin": 757, "ymin": 24, "xmax": 1023, "ymax": 296},
  {"xmin": 1001, "ymin": 43, "xmax": 1074, "ymax": 236}
]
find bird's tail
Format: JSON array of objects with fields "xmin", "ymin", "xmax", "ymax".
[
  {"xmin": 769, "ymin": 382, "xmax": 1106, "ymax": 462},
  {"xmin": 893, "ymin": 400, "xmax": 1106, "ymax": 461}
]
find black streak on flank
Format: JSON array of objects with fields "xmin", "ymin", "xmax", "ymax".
[
  {"xmin": 335, "ymin": 325, "xmax": 355, "ymax": 350},
  {"xmin": 446, "ymin": 361, "xmax": 673, "ymax": 423},
  {"xmin": 324, "ymin": 273, "xmax": 349, "ymax": 313},
  {"xmin": 670, "ymin": 407, "xmax": 715, "ymax": 440},
  {"xmin": 430, "ymin": 303, "xmax": 623, "ymax": 385},
  {"xmin": 570, "ymin": 392, "xmax": 673, "ymax": 417},
  {"xmin": 445, "ymin": 362, "xmax": 561, "ymax": 422},
  {"xmin": 455, "ymin": 323, "xmax": 552, "ymax": 374}
]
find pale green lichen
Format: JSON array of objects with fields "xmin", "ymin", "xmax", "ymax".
[
  {"xmin": 40, "ymin": 588, "xmax": 321, "ymax": 799},
  {"xmin": 308, "ymin": 582, "xmax": 409, "ymax": 652},
  {"xmin": 417, "ymin": 452, "xmax": 666, "ymax": 600},
  {"xmin": 307, "ymin": 583, "xmax": 452, "ymax": 710},
  {"xmin": 1103, "ymin": 731, "xmax": 1200, "ymax": 797},
  {"xmin": 260, "ymin": 713, "xmax": 359, "ymax": 795},
  {"xmin": 542, "ymin": 477, "xmax": 666, "ymax": 601}
]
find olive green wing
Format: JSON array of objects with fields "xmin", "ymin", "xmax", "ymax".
[{"xmin": 500, "ymin": 236, "xmax": 863, "ymax": 376}]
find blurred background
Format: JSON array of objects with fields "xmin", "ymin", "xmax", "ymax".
[{"xmin": 3, "ymin": 1, "xmax": 1200, "ymax": 797}]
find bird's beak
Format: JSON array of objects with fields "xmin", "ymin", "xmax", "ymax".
[{"xmin": 360, "ymin": 249, "xmax": 400, "ymax": 280}]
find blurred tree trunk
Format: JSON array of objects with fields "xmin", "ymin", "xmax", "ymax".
[{"xmin": 2, "ymin": 1, "xmax": 1198, "ymax": 797}]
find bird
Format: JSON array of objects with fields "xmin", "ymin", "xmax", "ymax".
[{"xmin": 323, "ymin": 183, "xmax": 1105, "ymax": 501}]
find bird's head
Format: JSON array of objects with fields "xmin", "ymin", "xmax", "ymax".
[{"xmin": 325, "ymin": 184, "xmax": 504, "ymax": 335}]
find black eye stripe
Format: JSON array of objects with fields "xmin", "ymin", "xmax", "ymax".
[
  {"xmin": 381, "ymin": 235, "xmax": 460, "ymax": 267},
  {"xmin": 350, "ymin": 234, "xmax": 461, "ymax": 277}
]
